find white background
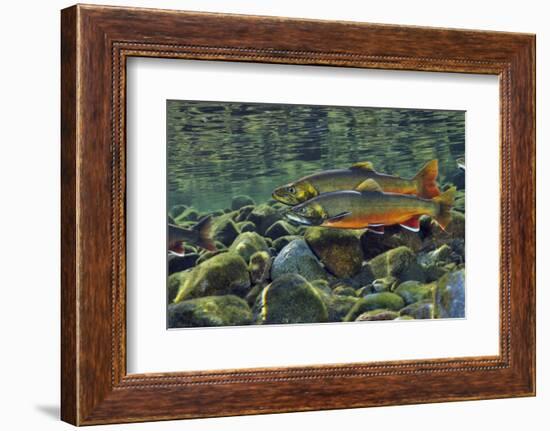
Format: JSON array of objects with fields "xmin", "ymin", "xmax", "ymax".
[
  {"xmin": 0, "ymin": 0, "xmax": 547, "ymax": 430},
  {"xmin": 127, "ymin": 59, "xmax": 499, "ymax": 373}
]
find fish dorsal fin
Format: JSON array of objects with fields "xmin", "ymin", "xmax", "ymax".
[
  {"xmin": 350, "ymin": 161, "xmax": 375, "ymax": 171},
  {"xmin": 356, "ymin": 178, "xmax": 383, "ymax": 193},
  {"xmin": 400, "ymin": 216, "xmax": 421, "ymax": 232}
]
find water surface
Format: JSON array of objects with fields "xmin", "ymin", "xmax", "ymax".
[{"xmin": 167, "ymin": 100, "xmax": 465, "ymax": 212}]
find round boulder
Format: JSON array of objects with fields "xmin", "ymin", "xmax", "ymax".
[
  {"xmin": 168, "ymin": 295, "xmax": 253, "ymax": 328},
  {"xmin": 173, "ymin": 252, "xmax": 251, "ymax": 302},
  {"xmin": 305, "ymin": 227, "xmax": 363, "ymax": 278},
  {"xmin": 229, "ymin": 232, "xmax": 270, "ymax": 263},
  {"xmin": 256, "ymin": 274, "xmax": 328, "ymax": 324},
  {"xmin": 271, "ymin": 239, "xmax": 328, "ymax": 282}
]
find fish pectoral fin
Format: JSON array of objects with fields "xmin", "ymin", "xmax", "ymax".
[
  {"xmin": 350, "ymin": 161, "xmax": 375, "ymax": 171},
  {"xmin": 355, "ymin": 178, "xmax": 383, "ymax": 193},
  {"xmin": 400, "ymin": 216, "xmax": 421, "ymax": 232},
  {"xmin": 327, "ymin": 211, "xmax": 352, "ymax": 222},
  {"xmin": 367, "ymin": 225, "xmax": 385, "ymax": 235}
]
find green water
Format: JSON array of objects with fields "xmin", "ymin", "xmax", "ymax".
[{"xmin": 167, "ymin": 100, "xmax": 465, "ymax": 212}]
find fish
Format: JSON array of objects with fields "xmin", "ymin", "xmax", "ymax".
[
  {"xmin": 168, "ymin": 216, "xmax": 217, "ymax": 253},
  {"xmin": 272, "ymin": 159, "xmax": 440, "ymax": 206},
  {"xmin": 285, "ymin": 179, "xmax": 456, "ymax": 233}
]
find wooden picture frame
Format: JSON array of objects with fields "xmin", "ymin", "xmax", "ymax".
[{"xmin": 61, "ymin": 4, "xmax": 535, "ymax": 425}]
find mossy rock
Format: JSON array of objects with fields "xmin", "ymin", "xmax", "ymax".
[
  {"xmin": 452, "ymin": 189, "xmax": 465, "ymax": 213},
  {"xmin": 342, "ymin": 263, "xmax": 375, "ymax": 289},
  {"xmin": 245, "ymin": 284, "xmax": 264, "ymax": 307},
  {"xmin": 195, "ymin": 249, "xmax": 225, "ymax": 266},
  {"xmin": 356, "ymin": 284, "xmax": 374, "ymax": 297},
  {"xmin": 326, "ymin": 295, "xmax": 359, "ymax": 322},
  {"xmin": 235, "ymin": 205, "xmax": 255, "ymax": 222},
  {"xmin": 169, "ymin": 204, "xmax": 188, "ymax": 219},
  {"xmin": 168, "ymin": 253, "xmax": 199, "ymax": 275},
  {"xmin": 168, "ymin": 295, "xmax": 253, "ymax": 328},
  {"xmin": 212, "ymin": 217, "xmax": 240, "ymax": 247},
  {"xmin": 174, "ymin": 207, "xmax": 200, "ymax": 223},
  {"xmin": 229, "ymin": 232, "xmax": 270, "ymax": 263},
  {"xmin": 167, "ymin": 271, "xmax": 190, "ymax": 304},
  {"xmin": 399, "ymin": 301, "xmax": 434, "ymax": 319},
  {"xmin": 272, "ymin": 235, "xmax": 302, "ymax": 253},
  {"xmin": 372, "ymin": 276, "xmax": 398, "ymax": 293},
  {"xmin": 433, "ymin": 270, "xmax": 465, "ymax": 318},
  {"xmin": 236, "ymin": 221, "xmax": 257, "ymax": 233},
  {"xmin": 304, "ymin": 227, "xmax": 363, "ymax": 278},
  {"xmin": 246, "ymin": 204, "xmax": 282, "ymax": 235},
  {"xmin": 256, "ymin": 274, "xmax": 328, "ymax": 324},
  {"xmin": 174, "ymin": 252, "xmax": 251, "ymax": 302},
  {"xmin": 394, "ymin": 280, "xmax": 435, "ymax": 305},
  {"xmin": 271, "ymin": 239, "xmax": 328, "ymax": 282},
  {"xmin": 332, "ymin": 285, "xmax": 357, "ymax": 297},
  {"xmin": 344, "ymin": 292, "xmax": 405, "ymax": 322},
  {"xmin": 264, "ymin": 220, "xmax": 295, "ymax": 240},
  {"xmin": 231, "ymin": 195, "xmax": 256, "ymax": 210},
  {"xmin": 310, "ymin": 279, "xmax": 332, "ymax": 295},
  {"xmin": 248, "ymin": 250, "xmax": 272, "ymax": 284},
  {"xmin": 367, "ymin": 246, "xmax": 426, "ymax": 282},
  {"xmin": 424, "ymin": 264, "xmax": 448, "ymax": 283},
  {"xmin": 355, "ymin": 309, "xmax": 399, "ymax": 321}
]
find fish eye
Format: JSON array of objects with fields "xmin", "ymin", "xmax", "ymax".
[
  {"xmin": 287, "ymin": 186, "xmax": 296, "ymax": 194},
  {"xmin": 300, "ymin": 207, "xmax": 308, "ymax": 214}
]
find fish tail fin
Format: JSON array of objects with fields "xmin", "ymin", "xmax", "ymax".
[
  {"xmin": 433, "ymin": 187, "xmax": 456, "ymax": 230},
  {"xmin": 414, "ymin": 159, "xmax": 440, "ymax": 198},
  {"xmin": 193, "ymin": 216, "xmax": 217, "ymax": 251}
]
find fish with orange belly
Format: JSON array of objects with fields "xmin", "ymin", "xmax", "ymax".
[
  {"xmin": 285, "ymin": 179, "xmax": 456, "ymax": 233},
  {"xmin": 272, "ymin": 159, "xmax": 440, "ymax": 206}
]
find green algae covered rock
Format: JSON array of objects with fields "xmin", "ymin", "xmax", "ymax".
[
  {"xmin": 246, "ymin": 204, "xmax": 282, "ymax": 235},
  {"xmin": 332, "ymin": 285, "xmax": 357, "ymax": 297},
  {"xmin": 257, "ymin": 274, "xmax": 328, "ymax": 324},
  {"xmin": 371, "ymin": 276, "xmax": 398, "ymax": 293},
  {"xmin": 355, "ymin": 309, "xmax": 399, "ymax": 321},
  {"xmin": 167, "ymin": 271, "xmax": 190, "ymax": 304},
  {"xmin": 174, "ymin": 207, "xmax": 200, "ymax": 223},
  {"xmin": 174, "ymin": 252, "xmax": 250, "ymax": 302},
  {"xmin": 326, "ymin": 295, "xmax": 359, "ymax": 322},
  {"xmin": 212, "ymin": 217, "xmax": 240, "ymax": 247},
  {"xmin": 236, "ymin": 220, "xmax": 256, "ymax": 233},
  {"xmin": 248, "ymin": 250, "xmax": 272, "ymax": 284},
  {"xmin": 304, "ymin": 227, "xmax": 363, "ymax": 278},
  {"xmin": 399, "ymin": 300, "xmax": 434, "ymax": 319},
  {"xmin": 344, "ymin": 292, "xmax": 405, "ymax": 322},
  {"xmin": 229, "ymin": 232, "xmax": 270, "ymax": 263},
  {"xmin": 394, "ymin": 280, "xmax": 435, "ymax": 305},
  {"xmin": 168, "ymin": 295, "xmax": 253, "ymax": 328},
  {"xmin": 231, "ymin": 195, "xmax": 255, "ymax": 210},
  {"xmin": 272, "ymin": 235, "xmax": 302, "ymax": 253},
  {"xmin": 264, "ymin": 220, "xmax": 295, "ymax": 240},
  {"xmin": 169, "ymin": 204, "xmax": 188, "ymax": 219},
  {"xmin": 367, "ymin": 246, "xmax": 426, "ymax": 282}
]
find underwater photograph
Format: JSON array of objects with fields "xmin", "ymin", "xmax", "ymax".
[{"xmin": 166, "ymin": 100, "xmax": 466, "ymax": 329}]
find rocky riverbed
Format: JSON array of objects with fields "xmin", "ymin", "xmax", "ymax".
[{"xmin": 167, "ymin": 188, "xmax": 466, "ymax": 328}]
